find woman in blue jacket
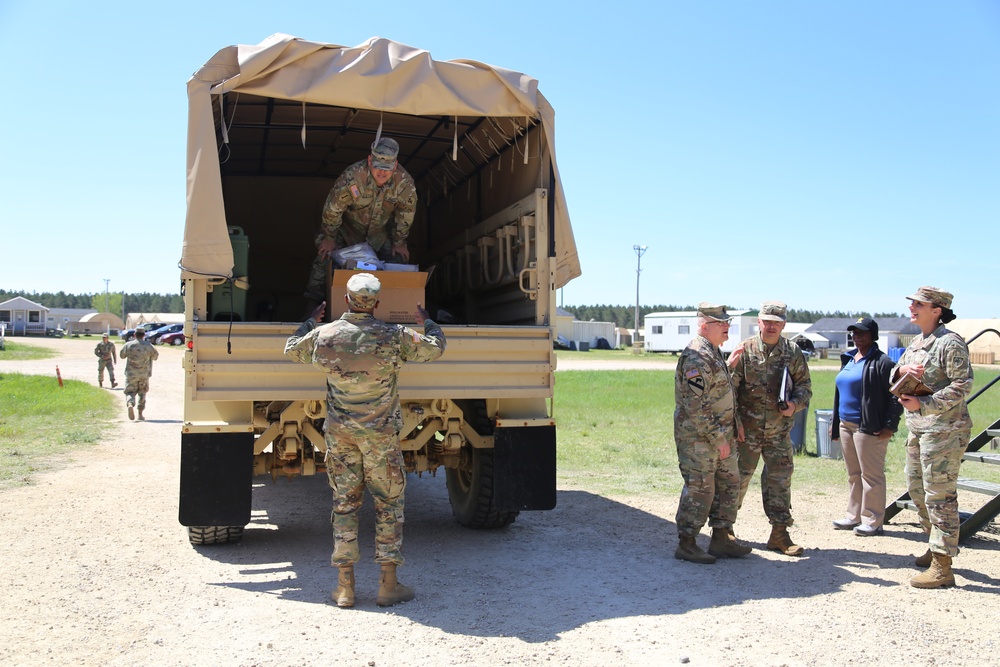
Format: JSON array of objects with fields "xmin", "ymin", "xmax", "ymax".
[{"xmin": 831, "ymin": 318, "xmax": 903, "ymax": 536}]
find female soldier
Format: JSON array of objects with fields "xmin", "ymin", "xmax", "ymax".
[{"xmin": 894, "ymin": 287, "xmax": 973, "ymax": 589}]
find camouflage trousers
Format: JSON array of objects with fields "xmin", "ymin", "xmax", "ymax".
[
  {"xmin": 676, "ymin": 437, "xmax": 741, "ymax": 537},
  {"xmin": 905, "ymin": 428, "xmax": 970, "ymax": 557},
  {"xmin": 97, "ymin": 359, "xmax": 116, "ymax": 384},
  {"xmin": 123, "ymin": 376, "xmax": 150, "ymax": 409},
  {"xmin": 325, "ymin": 429, "xmax": 407, "ymax": 566},
  {"xmin": 736, "ymin": 436, "xmax": 795, "ymax": 526}
]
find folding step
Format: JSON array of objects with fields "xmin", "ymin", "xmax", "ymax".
[
  {"xmin": 986, "ymin": 429, "xmax": 1000, "ymax": 438},
  {"xmin": 956, "ymin": 478, "xmax": 1000, "ymax": 495},
  {"xmin": 964, "ymin": 451, "xmax": 1000, "ymax": 465},
  {"xmin": 892, "ymin": 500, "xmax": 972, "ymax": 521}
]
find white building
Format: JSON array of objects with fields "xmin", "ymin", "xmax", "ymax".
[{"xmin": 644, "ymin": 309, "xmax": 757, "ymax": 354}]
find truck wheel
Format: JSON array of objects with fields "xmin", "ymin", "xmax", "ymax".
[
  {"xmin": 445, "ymin": 400, "xmax": 519, "ymax": 529},
  {"xmin": 188, "ymin": 526, "xmax": 244, "ymax": 545}
]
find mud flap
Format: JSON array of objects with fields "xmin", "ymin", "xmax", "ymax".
[
  {"xmin": 179, "ymin": 432, "xmax": 254, "ymax": 527},
  {"xmin": 493, "ymin": 425, "xmax": 556, "ymax": 512}
]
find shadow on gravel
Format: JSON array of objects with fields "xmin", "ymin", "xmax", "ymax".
[{"xmin": 193, "ymin": 472, "xmax": 1000, "ymax": 641}]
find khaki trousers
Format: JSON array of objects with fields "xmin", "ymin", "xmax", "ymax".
[{"xmin": 839, "ymin": 421, "xmax": 888, "ymax": 529}]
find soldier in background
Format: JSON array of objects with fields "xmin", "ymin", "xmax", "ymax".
[
  {"xmin": 728, "ymin": 301, "xmax": 812, "ymax": 556},
  {"xmin": 94, "ymin": 333, "xmax": 118, "ymax": 389},
  {"xmin": 674, "ymin": 303, "xmax": 751, "ymax": 564},
  {"xmin": 303, "ymin": 138, "xmax": 418, "ymax": 310},
  {"xmin": 285, "ymin": 273, "xmax": 446, "ymax": 608},
  {"xmin": 119, "ymin": 327, "xmax": 158, "ymax": 421}
]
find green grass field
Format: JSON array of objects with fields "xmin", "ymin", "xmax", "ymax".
[
  {"xmin": 0, "ymin": 373, "xmax": 117, "ymax": 489},
  {"xmin": 554, "ymin": 365, "xmax": 1000, "ymax": 498},
  {"xmin": 0, "ymin": 340, "xmax": 59, "ymax": 361}
]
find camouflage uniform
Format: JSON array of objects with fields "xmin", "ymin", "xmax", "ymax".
[
  {"xmin": 119, "ymin": 336, "xmax": 158, "ymax": 411},
  {"xmin": 675, "ymin": 335, "xmax": 741, "ymax": 536},
  {"xmin": 94, "ymin": 338, "xmax": 117, "ymax": 386},
  {"xmin": 730, "ymin": 334, "xmax": 812, "ymax": 526},
  {"xmin": 898, "ymin": 324, "xmax": 973, "ymax": 557},
  {"xmin": 304, "ymin": 159, "xmax": 418, "ymax": 299},
  {"xmin": 284, "ymin": 307, "xmax": 445, "ymax": 566}
]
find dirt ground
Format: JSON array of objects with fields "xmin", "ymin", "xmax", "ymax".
[{"xmin": 2, "ymin": 338, "xmax": 999, "ymax": 667}]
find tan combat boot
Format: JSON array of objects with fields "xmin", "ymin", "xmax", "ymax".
[
  {"xmin": 910, "ymin": 553, "xmax": 955, "ymax": 589},
  {"xmin": 377, "ymin": 564, "xmax": 415, "ymax": 607},
  {"xmin": 675, "ymin": 535, "xmax": 716, "ymax": 564},
  {"xmin": 914, "ymin": 549, "xmax": 932, "ymax": 568},
  {"xmin": 332, "ymin": 565, "xmax": 355, "ymax": 608},
  {"xmin": 137, "ymin": 408, "xmax": 145, "ymax": 421},
  {"xmin": 767, "ymin": 525, "xmax": 804, "ymax": 557},
  {"xmin": 708, "ymin": 527, "xmax": 752, "ymax": 558}
]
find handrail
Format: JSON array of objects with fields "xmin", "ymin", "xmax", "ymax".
[{"xmin": 965, "ymin": 328, "xmax": 1000, "ymax": 404}]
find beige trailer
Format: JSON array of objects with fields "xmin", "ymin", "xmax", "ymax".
[{"xmin": 178, "ymin": 35, "xmax": 581, "ymax": 544}]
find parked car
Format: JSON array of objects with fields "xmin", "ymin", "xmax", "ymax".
[
  {"xmin": 146, "ymin": 323, "xmax": 184, "ymax": 344},
  {"xmin": 120, "ymin": 323, "xmax": 168, "ymax": 342},
  {"xmin": 158, "ymin": 330, "xmax": 186, "ymax": 346}
]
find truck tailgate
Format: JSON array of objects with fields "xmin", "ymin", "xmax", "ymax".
[{"xmin": 188, "ymin": 322, "xmax": 554, "ymax": 402}]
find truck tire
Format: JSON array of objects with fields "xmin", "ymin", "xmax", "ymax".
[
  {"xmin": 445, "ymin": 400, "xmax": 519, "ymax": 529},
  {"xmin": 188, "ymin": 526, "xmax": 244, "ymax": 545}
]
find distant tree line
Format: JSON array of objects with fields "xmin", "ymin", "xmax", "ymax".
[
  {"xmin": 0, "ymin": 289, "xmax": 183, "ymax": 314},
  {"xmin": 562, "ymin": 304, "xmax": 904, "ymax": 327}
]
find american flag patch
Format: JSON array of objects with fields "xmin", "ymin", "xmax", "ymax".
[
  {"xmin": 349, "ymin": 183, "xmax": 361, "ymax": 199},
  {"xmin": 686, "ymin": 369, "xmax": 700, "ymax": 379}
]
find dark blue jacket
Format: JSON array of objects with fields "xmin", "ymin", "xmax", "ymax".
[{"xmin": 832, "ymin": 344, "xmax": 904, "ymax": 438}]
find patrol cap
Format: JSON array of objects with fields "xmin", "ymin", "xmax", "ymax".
[
  {"xmin": 102, "ymin": 333, "xmax": 109, "ymax": 338},
  {"xmin": 906, "ymin": 286, "xmax": 953, "ymax": 310},
  {"xmin": 759, "ymin": 301, "xmax": 787, "ymax": 322},
  {"xmin": 346, "ymin": 272, "xmax": 381, "ymax": 309},
  {"xmin": 370, "ymin": 137, "xmax": 400, "ymax": 170},
  {"xmin": 697, "ymin": 302, "xmax": 732, "ymax": 323},
  {"xmin": 135, "ymin": 326, "xmax": 146, "ymax": 333},
  {"xmin": 848, "ymin": 317, "xmax": 879, "ymax": 341}
]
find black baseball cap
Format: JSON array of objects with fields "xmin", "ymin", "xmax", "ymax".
[{"xmin": 847, "ymin": 317, "xmax": 878, "ymax": 341}]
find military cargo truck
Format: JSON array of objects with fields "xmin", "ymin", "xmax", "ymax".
[{"xmin": 178, "ymin": 34, "xmax": 581, "ymax": 544}]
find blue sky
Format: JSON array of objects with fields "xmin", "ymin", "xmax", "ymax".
[{"xmin": 2, "ymin": 1, "xmax": 998, "ymax": 317}]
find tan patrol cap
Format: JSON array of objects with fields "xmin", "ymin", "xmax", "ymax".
[
  {"xmin": 759, "ymin": 301, "xmax": 787, "ymax": 322},
  {"xmin": 697, "ymin": 302, "xmax": 732, "ymax": 323},
  {"xmin": 906, "ymin": 286, "xmax": 953, "ymax": 309},
  {"xmin": 346, "ymin": 272, "xmax": 381, "ymax": 309}
]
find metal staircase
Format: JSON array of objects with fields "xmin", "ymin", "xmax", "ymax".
[{"xmin": 885, "ymin": 329, "xmax": 1000, "ymax": 543}]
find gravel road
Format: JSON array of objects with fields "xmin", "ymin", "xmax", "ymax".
[{"xmin": 2, "ymin": 338, "xmax": 999, "ymax": 666}]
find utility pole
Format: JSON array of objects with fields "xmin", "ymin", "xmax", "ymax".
[
  {"xmin": 103, "ymin": 279, "xmax": 110, "ymax": 313},
  {"xmin": 633, "ymin": 245, "xmax": 647, "ymax": 354}
]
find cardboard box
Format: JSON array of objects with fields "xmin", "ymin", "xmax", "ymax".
[{"xmin": 329, "ymin": 269, "xmax": 428, "ymax": 324}]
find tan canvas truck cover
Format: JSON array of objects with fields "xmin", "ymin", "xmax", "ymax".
[{"xmin": 181, "ymin": 33, "xmax": 580, "ymax": 287}]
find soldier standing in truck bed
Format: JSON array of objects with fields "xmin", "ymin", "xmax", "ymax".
[
  {"xmin": 285, "ymin": 272, "xmax": 446, "ymax": 608},
  {"xmin": 302, "ymin": 137, "xmax": 418, "ymax": 310}
]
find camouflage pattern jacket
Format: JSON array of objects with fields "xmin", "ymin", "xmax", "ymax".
[
  {"xmin": 731, "ymin": 334, "xmax": 812, "ymax": 442},
  {"xmin": 897, "ymin": 324, "xmax": 973, "ymax": 433},
  {"xmin": 319, "ymin": 160, "xmax": 418, "ymax": 253},
  {"xmin": 119, "ymin": 339, "xmax": 158, "ymax": 379},
  {"xmin": 284, "ymin": 312, "xmax": 446, "ymax": 437},
  {"xmin": 674, "ymin": 335, "xmax": 739, "ymax": 449},
  {"xmin": 94, "ymin": 340, "xmax": 117, "ymax": 363}
]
